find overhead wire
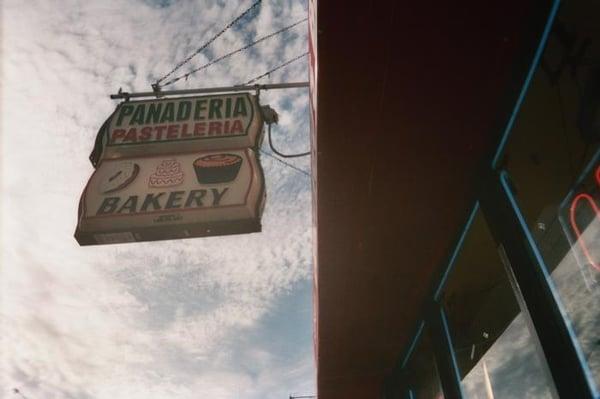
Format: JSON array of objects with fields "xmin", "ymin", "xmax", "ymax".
[
  {"xmin": 259, "ymin": 149, "xmax": 310, "ymax": 177},
  {"xmin": 267, "ymin": 123, "xmax": 310, "ymax": 158},
  {"xmin": 244, "ymin": 52, "xmax": 308, "ymax": 85},
  {"xmin": 151, "ymin": 0, "xmax": 310, "ymax": 168},
  {"xmin": 154, "ymin": 0, "xmax": 262, "ymax": 88},
  {"xmin": 161, "ymin": 18, "xmax": 308, "ymax": 87}
]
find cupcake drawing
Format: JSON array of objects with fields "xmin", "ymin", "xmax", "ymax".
[{"xmin": 193, "ymin": 153, "xmax": 242, "ymax": 184}]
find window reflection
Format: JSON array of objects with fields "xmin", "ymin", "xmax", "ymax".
[
  {"xmin": 442, "ymin": 211, "xmax": 557, "ymax": 398},
  {"xmin": 405, "ymin": 327, "xmax": 444, "ymax": 399},
  {"xmin": 502, "ymin": 0, "xmax": 600, "ymax": 388}
]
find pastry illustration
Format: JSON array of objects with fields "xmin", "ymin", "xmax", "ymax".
[
  {"xmin": 193, "ymin": 153, "xmax": 242, "ymax": 184},
  {"xmin": 99, "ymin": 162, "xmax": 140, "ymax": 193},
  {"xmin": 149, "ymin": 159, "xmax": 184, "ymax": 188}
]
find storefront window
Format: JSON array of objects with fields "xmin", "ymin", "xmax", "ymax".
[
  {"xmin": 405, "ymin": 327, "xmax": 444, "ymax": 399},
  {"xmin": 500, "ymin": 0, "xmax": 600, "ymax": 390},
  {"xmin": 442, "ymin": 211, "xmax": 557, "ymax": 398}
]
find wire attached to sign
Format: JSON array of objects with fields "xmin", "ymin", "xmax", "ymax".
[
  {"xmin": 244, "ymin": 52, "xmax": 308, "ymax": 85},
  {"xmin": 161, "ymin": 18, "xmax": 308, "ymax": 87},
  {"xmin": 153, "ymin": 0, "xmax": 262, "ymax": 90},
  {"xmin": 259, "ymin": 149, "xmax": 310, "ymax": 177},
  {"xmin": 267, "ymin": 124, "xmax": 311, "ymax": 158},
  {"xmin": 260, "ymin": 104, "xmax": 310, "ymax": 158}
]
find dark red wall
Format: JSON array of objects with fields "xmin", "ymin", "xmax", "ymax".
[{"xmin": 313, "ymin": 1, "xmax": 555, "ymax": 397}]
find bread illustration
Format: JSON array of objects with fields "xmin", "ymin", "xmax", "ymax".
[{"xmin": 100, "ymin": 162, "xmax": 140, "ymax": 193}]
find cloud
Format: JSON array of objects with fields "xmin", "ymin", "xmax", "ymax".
[{"xmin": 1, "ymin": 0, "xmax": 314, "ymax": 398}]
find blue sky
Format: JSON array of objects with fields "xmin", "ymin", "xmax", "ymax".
[{"xmin": 0, "ymin": 1, "xmax": 314, "ymax": 398}]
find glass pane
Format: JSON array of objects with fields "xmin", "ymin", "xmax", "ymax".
[
  {"xmin": 442, "ymin": 211, "xmax": 557, "ymax": 398},
  {"xmin": 405, "ymin": 327, "xmax": 444, "ymax": 399},
  {"xmin": 501, "ymin": 0, "xmax": 600, "ymax": 389}
]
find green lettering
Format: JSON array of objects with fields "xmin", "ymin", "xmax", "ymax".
[
  {"xmin": 141, "ymin": 192, "xmax": 165, "ymax": 211},
  {"xmin": 208, "ymin": 99, "xmax": 223, "ymax": 119},
  {"xmin": 225, "ymin": 97, "xmax": 232, "ymax": 118},
  {"xmin": 232, "ymin": 97, "xmax": 247, "ymax": 117},
  {"xmin": 96, "ymin": 197, "xmax": 120, "ymax": 215},
  {"xmin": 176, "ymin": 101, "xmax": 191, "ymax": 121},
  {"xmin": 130, "ymin": 104, "xmax": 146, "ymax": 125},
  {"xmin": 146, "ymin": 103, "xmax": 162, "ymax": 124},
  {"xmin": 118, "ymin": 196, "xmax": 138, "ymax": 213},
  {"xmin": 211, "ymin": 188, "xmax": 228, "ymax": 206},
  {"xmin": 160, "ymin": 103, "xmax": 175, "ymax": 123},
  {"xmin": 116, "ymin": 105, "xmax": 134, "ymax": 126},
  {"xmin": 185, "ymin": 190, "xmax": 207, "ymax": 207},
  {"xmin": 194, "ymin": 99, "xmax": 207, "ymax": 120},
  {"xmin": 165, "ymin": 191, "xmax": 185, "ymax": 209}
]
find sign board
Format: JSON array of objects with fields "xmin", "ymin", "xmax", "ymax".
[
  {"xmin": 98, "ymin": 93, "xmax": 263, "ymax": 160},
  {"xmin": 75, "ymin": 149, "xmax": 265, "ymax": 245},
  {"xmin": 76, "ymin": 92, "xmax": 266, "ymax": 246}
]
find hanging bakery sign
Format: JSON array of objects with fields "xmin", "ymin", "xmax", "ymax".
[
  {"xmin": 75, "ymin": 149, "xmax": 265, "ymax": 245},
  {"xmin": 76, "ymin": 92, "xmax": 267, "ymax": 246},
  {"xmin": 93, "ymin": 93, "xmax": 263, "ymax": 162}
]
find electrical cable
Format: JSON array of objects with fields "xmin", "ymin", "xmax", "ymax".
[
  {"xmin": 154, "ymin": 0, "xmax": 262, "ymax": 88},
  {"xmin": 259, "ymin": 149, "xmax": 310, "ymax": 177},
  {"xmin": 267, "ymin": 123, "xmax": 310, "ymax": 158},
  {"xmin": 161, "ymin": 18, "xmax": 308, "ymax": 87},
  {"xmin": 244, "ymin": 52, "xmax": 308, "ymax": 85}
]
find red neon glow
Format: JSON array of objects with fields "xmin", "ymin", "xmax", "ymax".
[
  {"xmin": 595, "ymin": 165, "xmax": 600, "ymax": 188},
  {"xmin": 570, "ymin": 193, "xmax": 600, "ymax": 271}
]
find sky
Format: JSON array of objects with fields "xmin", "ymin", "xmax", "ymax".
[{"xmin": 0, "ymin": 1, "xmax": 314, "ymax": 398}]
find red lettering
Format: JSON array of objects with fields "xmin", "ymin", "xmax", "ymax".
[
  {"xmin": 231, "ymin": 119, "xmax": 243, "ymax": 134},
  {"xmin": 181, "ymin": 123, "xmax": 191, "ymax": 138},
  {"xmin": 194, "ymin": 122, "xmax": 206, "ymax": 136},
  {"xmin": 223, "ymin": 120, "xmax": 230, "ymax": 135},
  {"xmin": 140, "ymin": 127, "xmax": 152, "ymax": 140},
  {"xmin": 208, "ymin": 121, "xmax": 222, "ymax": 136},
  {"xmin": 155, "ymin": 125, "xmax": 167, "ymax": 140},
  {"xmin": 167, "ymin": 124, "xmax": 179, "ymax": 139},
  {"xmin": 124, "ymin": 128, "xmax": 138, "ymax": 142},
  {"xmin": 111, "ymin": 129, "xmax": 126, "ymax": 143}
]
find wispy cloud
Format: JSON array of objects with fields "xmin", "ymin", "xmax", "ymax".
[{"xmin": 1, "ymin": 1, "xmax": 313, "ymax": 398}]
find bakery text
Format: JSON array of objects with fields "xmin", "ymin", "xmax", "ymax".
[{"xmin": 96, "ymin": 188, "xmax": 229, "ymax": 215}]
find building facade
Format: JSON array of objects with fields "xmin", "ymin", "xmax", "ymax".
[{"xmin": 311, "ymin": 0, "xmax": 600, "ymax": 398}]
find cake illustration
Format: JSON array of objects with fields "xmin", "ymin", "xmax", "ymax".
[
  {"xmin": 100, "ymin": 162, "xmax": 140, "ymax": 193},
  {"xmin": 149, "ymin": 159, "xmax": 184, "ymax": 188},
  {"xmin": 193, "ymin": 153, "xmax": 242, "ymax": 184}
]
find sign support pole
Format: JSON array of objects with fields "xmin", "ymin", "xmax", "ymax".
[{"xmin": 110, "ymin": 82, "xmax": 309, "ymax": 100}]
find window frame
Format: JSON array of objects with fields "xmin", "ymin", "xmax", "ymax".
[{"xmin": 387, "ymin": 0, "xmax": 600, "ymax": 396}]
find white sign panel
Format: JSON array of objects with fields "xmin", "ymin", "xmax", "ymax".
[
  {"xmin": 100, "ymin": 93, "xmax": 263, "ymax": 160},
  {"xmin": 75, "ymin": 148, "xmax": 265, "ymax": 245}
]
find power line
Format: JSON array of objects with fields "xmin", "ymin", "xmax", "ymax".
[
  {"xmin": 245, "ymin": 52, "xmax": 308, "ymax": 85},
  {"xmin": 154, "ymin": 0, "xmax": 262, "ymax": 88},
  {"xmin": 162, "ymin": 18, "xmax": 308, "ymax": 87},
  {"xmin": 267, "ymin": 123, "xmax": 310, "ymax": 158},
  {"xmin": 259, "ymin": 149, "xmax": 311, "ymax": 177}
]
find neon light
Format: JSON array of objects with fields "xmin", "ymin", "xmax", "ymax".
[
  {"xmin": 570, "ymin": 193, "xmax": 600, "ymax": 271},
  {"xmin": 595, "ymin": 165, "xmax": 600, "ymax": 188}
]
